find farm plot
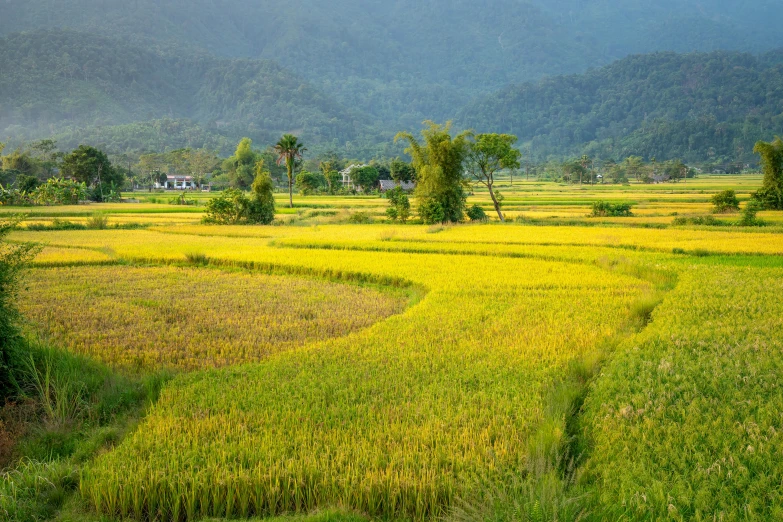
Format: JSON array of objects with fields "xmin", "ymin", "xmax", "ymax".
[
  {"xmin": 31, "ymin": 228, "xmax": 651, "ymax": 520},
  {"xmin": 581, "ymin": 264, "xmax": 783, "ymax": 520},
  {"xmin": 20, "ymin": 265, "xmax": 409, "ymax": 371}
]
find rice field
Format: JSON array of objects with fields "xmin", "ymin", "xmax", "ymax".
[
  {"xmin": 4, "ymin": 174, "xmax": 783, "ymax": 521},
  {"xmin": 20, "ymin": 265, "xmax": 410, "ymax": 371}
]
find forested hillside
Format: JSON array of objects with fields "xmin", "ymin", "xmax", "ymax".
[
  {"xmin": 0, "ymin": 30, "xmax": 369, "ymax": 154},
  {"xmin": 2, "ymin": 0, "xmax": 782, "ymax": 125},
  {"xmin": 459, "ymin": 50, "xmax": 783, "ymax": 163}
]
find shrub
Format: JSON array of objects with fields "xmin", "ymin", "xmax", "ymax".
[
  {"xmin": 738, "ymin": 200, "xmax": 764, "ymax": 227},
  {"xmin": 466, "ymin": 204, "xmax": 488, "ymax": 222},
  {"xmin": 347, "ymin": 212, "xmax": 373, "ymax": 224},
  {"xmin": 385, "ymin": 187, "xmax": 411, "ymax": 223},
  {"xmin": 418, "ymin": 199, "xmax": 446, "ymax": 224},
  {"xmin": 711, "ymin": 189, "xmax": 740, "ymax": 213},
  {"xmin": 0, "ymin": 217, "xmax": 37, "ymax": 402},
  {"xmin": 248, "ymin": 172, "xmax": 276, "ymax": 225},
  {"xmin": 203, "ymin": 189, "xmax": 250, "ymax": 225},
  {"xmin": 15, "ymin": 174, "xmax": 40, "ymax": 193},
  {"xmin": 672, "ymin": 215, "xmax": 722, "ymax": 226},
  {"xmin": 295, "ymin": 171, "xmax": 326, "ymax": 195},
  {"xmin": 591, "ymin": 201, "xmax": 633, "ymax": 217},
  {"xmin": 31, "ymin": 178, "xmax": 88, "ymax": 206}
]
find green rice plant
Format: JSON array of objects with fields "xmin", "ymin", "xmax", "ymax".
[{"xmin": 581, "ymin": 266, "xmax": 783, "ymax": 520}]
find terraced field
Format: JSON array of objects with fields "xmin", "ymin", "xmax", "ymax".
[{"xmin": 3, "ymin": 175, "xmax": 783, "ymax": 521}]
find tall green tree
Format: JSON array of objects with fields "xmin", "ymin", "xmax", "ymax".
[
  {"xmin": 390, "ymin": 158, "xmax": 416, "ymax": 182},
  {"xmin": 249, "ymin": 160, "xmax": 276, "ymax": 225},
  {"xmin": 274, "ymin": 134, "xmax": 306, "ymax": 208},
  {"xmin": 60, "ymin": 145, "xmax": 122, "ymax": 201},
  {"xmin": 223, "ymin": 138, "xmax": 260, "ymax": 189},
  {"xmin": 465, "ymin": 133, "xmax": 521, "ymax": 222},
  {"xmin": 349, "ymin": 166, "xmax": 379, "ymax": 193},
  {"xmin": 753, "ymin": 137, "xmax": 783, "ymax": 209},
  {"xmin": 395, "ymin": 121, "xmax": 470, "ymax": 224},
  {"xmin": 624, "ymin": 156, "xmax": 644, "ymax": 182},
  {"xmin": 319, "ymin": 160, "xmax": 341, "ymax": 194}
]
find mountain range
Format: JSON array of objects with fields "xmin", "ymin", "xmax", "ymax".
[{"xmin": 1, "ymin": 1, "xmax": 782, "ymax": 161}]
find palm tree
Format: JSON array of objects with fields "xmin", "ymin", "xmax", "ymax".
[{"xmin": 274, "ymin": 134, "xmax": 306, "ymax": 208}]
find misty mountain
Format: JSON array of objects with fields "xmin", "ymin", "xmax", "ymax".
[
  {"xmin": 2, "ymin": 0, "xmax": 781, "ymax": 125},
  {"xmin": 458, "ymin": 50, "xmax": 783, "ymax": 163},
  {"xmin": 0, "ymin": 30, "xmax": 370, "ymax": 153}
]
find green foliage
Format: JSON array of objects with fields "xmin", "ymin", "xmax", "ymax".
[
  {"xmin": 390, "ymin": 158, "xmax": 415, "ymax": 182},
  {"xmin": 417, "ymin": 199, "xmax": 446, "ymax": 225},
  {"xmin": 0, "ymin": 217, "xmax": 37, "ymax": 402},
  {"xmin": 466, "ymin": 204, "xmax": 488, "ymax": 222},
  {"xmin": 0, "ymin": 459, "xmax": 78, "ymax": 522},
  {"xmin": 466, "ymin": 133, "xmax": 520, "ymax": 221},
  {"xmin": 249, "ymin": 163, "xmax": 276, "ymax": 225},
  {"xmin": 223, "ymin": 138, "xmax": 261, "ymax": 190},
  {"xmin": 753, "ymin": 137, "xmax": 783, "ymax": 209},
  {"xmin": 385, "ymin": 186, "xmax": 410, "ymax": 223},
  {"xmin": 296, "ymin": 171, "xmax": 326, "ymax": 195},
  {"xmin": 203, "ymin": 189, "xmax": 251, "ymax": 225},
  {"xmin": 60, "ymin": 145, "xmax": 123, "ymax": 201},
  {"xmin": 672, "ymin": 215, "xmax": 722, "ymax": 226},
  {"xmin": 203, "ymin": 171, "xmax": 275, "ymax": 225},
  {"xmin": 349, "ymin": 166, "xmax": 379, "ymax": 193},
  {"xmin": 461, "ymin": 51, "xmax": 783, "ymax": 163},
  {"xmin": 14, "ymin": 174, "xmax": 40, "ymax": 193},
  {"xmin": 591, "ymin": 201, "xmax": 633, "ymax": 217},
  {"xmin": 711, "ymin": 189, "xmax": 741, "ymax": 213},
  {"xmin": 738, "ymin": 200, "xmax": 764, "ymax": 227},
  {"xmin": 322, "ymin": 169, "xmax": 341, "ymax": 195},
  {"xmin": 31, "ymin": 178, "xmax": 88, "ymax": 205},
  {"xmin": 346, "ymin": 212, "xmax": 374, "ymax": 224},
  {"xmin": 396, "ymin": 122, "xmax": 469, "ymax": 224},
  {"xmin": 275, "ymin": 134, "xmax": 307, "ymax": 208}
]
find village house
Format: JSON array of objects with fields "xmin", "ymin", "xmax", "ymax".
[{"xmin": 155, "ymin": 175, "xmax": 197, "ymax": 190}]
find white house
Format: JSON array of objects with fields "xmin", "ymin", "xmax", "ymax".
[
  {"xmin": 155, "ymin": 175, "xmax": 196, "ymax": 190},
  {"xmin": 339, "ymin": 164, "xmax": 369, "ymax": 188}
]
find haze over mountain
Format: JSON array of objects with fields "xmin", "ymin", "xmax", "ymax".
[
  {"xmin": 1, "ymin": 0, "xmax": 782, "ymax": 160},
  {"xmin": 459, "ymin": 50, "xmax": 783, "ymax": 163}
]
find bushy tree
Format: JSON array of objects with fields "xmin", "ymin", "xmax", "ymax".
[
  {"xmin": 466, "ymin": 204, "xmax": 488, "ymax": 222},
  {"xmin": 350, "ymin": 166, "xmax": 379, "ymax": 193},
  {"xmin": 753, "ymin": 137, "xmax": 783, "ymax": 209},
  {"xmin": 385, "ymin": 186, "xmax": 410, "ymax": 223},
  {"xmin": 15, "ymin": 174, "xmax": 40, "ymax": 193},
  {"xmin": 320, "ymin": 161, "xmax": 341, "ymax": 194},
  {"xmin": 248, "ymin": 161, "xmax": 275, "ymax": 225},
  {"xmin": 295, "ymin": 171, "xmax": 326, "ymax": 195},
  {"xmin": 465, "ymin": 133, "xmax": 521, "ymax": 222},
  {"xmin": 390, "ymin": 158, "xmax": 416, "ymax": 182},
  {"xmin": 223, "ymin": 138, "xmax": 260, "ymax": 190},
  {"xmin": 591, "ymin": 201, "xmax": 633, "ymax": 217},
  {"xmin": 203, "ymin": 189, "xmax": 251, "ymax": 225},
  {"xmin": 395, "ymin": 121, "xmax": 469, "ymax": 224},
  {"xmin": 60, "ymin": 145, "xmax": 123, "ymax": 201},
  {"xmin": 33, "ymin": 178, "xmax": 88, "ymax": 205},
  {"xmin": 711, "ymin": 189, "xmax": 740, "ymax": 213}
]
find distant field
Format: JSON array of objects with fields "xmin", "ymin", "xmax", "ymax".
[{"xmin": 4, "ymin": 174, "xmax": 783, "ymax": 521}]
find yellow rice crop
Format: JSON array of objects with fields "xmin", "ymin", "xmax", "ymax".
[{"xmin": 20, "ymin": 265, "xmax": 408, "ymax": 371}]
